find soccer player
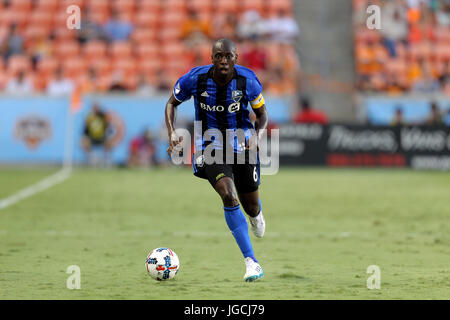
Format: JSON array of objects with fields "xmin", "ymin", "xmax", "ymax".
[{"xmin": 164, "ymin": 39, "xmax": 268, "ymax": 282}]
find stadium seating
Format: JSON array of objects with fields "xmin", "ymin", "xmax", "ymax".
[
  {"xmin": 353, "ymin": 0, "xmax": 450, "ymax": 94},
  {"xmin": 0, "ymin": 0, "xmax": 299, "ymax": 95}
]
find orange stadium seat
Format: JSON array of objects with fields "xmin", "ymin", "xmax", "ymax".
[
  {"xmin": 111, "ymin": 42, "xmax": 133, "ymax": 59},
  {"xmin": 139, "ymin": 0, "xmax": 160, "ymax": 13},
  {"xmin": 136, "ymin": 43, "xmax": 159, "ymax": 60},
  {"xmin": 131, "ymin": 28, "xmax": 157, "ymax": 44},
  {"xmin": 188, "ymin": 0, "xmax": 212, "ymax": 13},
  {"xmin": 7, "ymin": 55, "xmax": 32, "ymax": 76},
  {"xmin": 242, "ymin": 0, "xmax": 265, "ymax": 13},
  {"xmin": 435, "ymin": 44, "xmax": 450, "ymax": 61},
  {"xmin": 435, "ymin": 27, "xmax": 450, "ymax": 43},
  {"xmin": 123, "ymin": 73, "xmax": 138, "ymax": 90},
  {"xmin": 135, "ymin": 11, "xmax": 159, "ymax": 28},
  {"xmin": 111, "ymin": 0, "xmax": 136, "ymax": 13},
  {"xmin": 385, "ymin": 58, "xmax": 407, "ymax": 76},
  {"xmin": 95, "ymin": 73, "xmax": 113, "ymax": 92},
  {"xmin": 53, "ymin": 27, "xmax": 78, "ymax": 42},
  {"xmin": 36, "ymin": 0, "xmax": 59, "ymax": 12},
  {"xmin": 29, "ymin": 11, "xmax": 55, "ymax": 28},
  {"xmin": 354, "ymin": 28, "xmax": 381, "ymax": 43},
  {"xmin": 37, "ymin": 57, "xmax": 59, "ymax": 77},
  {"xmin": 267, "ymin": 0, "xmax": 293, "ymax": 12},
  {"xmin": 88, "ymin": 58, "xmax": 112, "ymax": 77},
  {"xmin": 53, "ymin": 11, "xmax": 71, "ymax": 31},
  {"xmin": 89, "ymin": 10, "xmax": 110, "ymax": 25},
  {"xmin": 62, "ymin": 57, "xmax": 87, "ymax": 78},
  {"xmin": 10, "ymin": 0, "xmax": 32, "ymax": 11},
  {"xmin": 53, "ymin": 41, "xmax": 81, "ymax": 59},
  {"xmin": 157, "ymin": 27, "xmax": 181, "ymax": 42},
  {"xmin": 160, "ymin": 11, "xmax": 187, "ymax": 28},
  {"xmin": 215, "ymin": 0, "xmax": 239, "ymax": 13},
  {"xmin": 87, "ymin": 0, "xmax": 109, "ymax": 12},
  {"xmin": 161, "ymin": 0, "xmax": 187, "ymax": 12},
  {"xmin": 59, "ymin": 0, "xmax": 85, "ymax": 10},
  {"xmin": 160, "ymin": 42, "xmax": 186, "ymax": 58},
  {"xmin": 24, "ymin": 25, "xmax": 51, "ymax": 41},
  {"xmin": 83, "ymin": 41, "xmax": 107, "ymax": 61},
  {"xmin": 139, "ymin": 58, "xmax": 161, "ymax": 76},
  {"xmin": 112, "ymin": 58, "xmax": 137, "ymax": 76},
  {"xmin": 1, "ymin": 8, "xmax": 29, "ymax": 28}
]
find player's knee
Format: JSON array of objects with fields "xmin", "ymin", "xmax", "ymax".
[
  {"xmin": 242, "ymin": 201, "xmax": 260, "ymax": 217},
  {"xmin": 217, "ymin": 186, "xmax": 239, "ymax": 207},
  {"xmin": 221, "ymin": 190, "xmax": 239, "ymax": 207}
]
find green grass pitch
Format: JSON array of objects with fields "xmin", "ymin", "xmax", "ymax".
[{"xmin": 0, "ymin": 167, "xmax": 449, "ymax": 299}]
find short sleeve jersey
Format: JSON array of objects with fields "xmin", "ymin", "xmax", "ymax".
[{"xmin": 173, "ymin": 64, "xmax": 265, "ymax": 153}]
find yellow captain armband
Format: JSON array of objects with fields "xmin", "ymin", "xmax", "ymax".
[{"xmin": 250, "ymin": 93, "xmax": 265, "ymax": 109}]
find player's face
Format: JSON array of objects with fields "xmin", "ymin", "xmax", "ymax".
[{"xmin": 212, "ymin": 48, "xmax": 237, "ymax": 77}]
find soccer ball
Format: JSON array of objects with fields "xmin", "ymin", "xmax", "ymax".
[{"xmin": 145, "ymin": 247, "xmax": 180, "ymax": 281}]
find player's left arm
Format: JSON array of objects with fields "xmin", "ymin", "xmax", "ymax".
[{"xmin": 253, "ymin": 104, "xmax": 268, "ymax": 141}]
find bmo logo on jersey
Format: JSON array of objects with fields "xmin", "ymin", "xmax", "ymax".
[
  {"xmin": 228, "ymin": 102, "xmax": 240, "ymax": 113},
  {"xmin": 199, "ymin": 102, "xmax": 241, "ymax": 113}
]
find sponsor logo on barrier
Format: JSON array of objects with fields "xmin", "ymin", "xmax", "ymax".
[
  {"xmin": 328, "ymin": 126, "xmax": 398, "ymax": 152},
  {"xmin": 14, "ymin": 115, "xmax": 52, "ymax": 149}
]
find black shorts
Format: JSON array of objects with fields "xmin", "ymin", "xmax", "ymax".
[{"xmin": 192, "ymin": 151, "xmax": 261, "ymax": 194}]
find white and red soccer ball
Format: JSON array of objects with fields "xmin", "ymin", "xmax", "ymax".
[{"xmin": 145, "ymin": 247, "xmax": 180, "ymax": 281}]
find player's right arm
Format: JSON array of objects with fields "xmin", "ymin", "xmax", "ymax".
[
  {"xmin": 165, "ymin": 94, "xmax": 183, "ymax": 156},
  {"xmin": 165, "ymin": 71, "xmax": 193, "ymax": 156}
]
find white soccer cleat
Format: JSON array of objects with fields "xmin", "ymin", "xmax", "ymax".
[
  {"xmin": 243, "ymin": 257, "xmax": 264, "ymax": 282},
  {"xmin": 249, "ymin": 211, "xmax": 265, "ymax": 238}
]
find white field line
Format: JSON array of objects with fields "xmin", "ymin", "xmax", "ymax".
[{"xmin": 0, "ymin": 168, "xmax": 72, "ymax": 211}]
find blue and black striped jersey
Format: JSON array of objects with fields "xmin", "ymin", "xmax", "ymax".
[{"xmin": 173, "ymin": 64, "xmax": 265, "ymax": 153}]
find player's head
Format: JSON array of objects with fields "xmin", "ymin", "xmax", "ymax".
[{"xmin": 211, "ymin": 39, "xmax": 238, "ymax": 77}]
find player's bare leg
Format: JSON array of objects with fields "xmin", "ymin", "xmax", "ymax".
[
  {"xmin": 238, "ymin": 190, "xmax": 266, "ymax": 238},
  {"xmin": 214, "ymin": 177, "xmax": 239, "ymax": 207},
  {"xmin": 214, "ymin": 177, "xmax": 264, "ymax": 282}
]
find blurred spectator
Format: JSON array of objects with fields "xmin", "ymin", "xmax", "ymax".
[
  {"xmin": 29, "ymin": 35, "xmax": 53, "ymax": 63},
  {"xmin": 5, "ymin": 70, "xmax": 33, "ymax": 95},
  {"xmin": 438, "ymin": 61, "xmax": 450, "ymax": 86},
  {"xmin": 236, "ymin": 10, "xmax": 267, "ymax": 40},
  {"xmin": 266, "ymin": 9, "xmax": 300, "ymax": 44},
  {"xmin": 46, "ymin": 68, "xmax": 74, "ymax": 96},
  {"xmin": 212, "ymin": 12, "xmax": 238, "ymax": 42},
  {"xmin": 128, "ymin": 129, "xmax": 157, "ymax": 167},
  {"xmin": 411, "ymin": 67, "xmax": 441, "ymax": 93},
  {"xmin": 180, "ymin": 10, "xmax": 212, "ymax": 45},
  {"xmin": 0, "ymin": 24, "xmax": 24, "ymax": 60},
  {"xmin": 241, "ymin": 39, "xmax": 267, "ymax": 73},
  {"xmin": 425, "ymin": 101, "xmax": 444, "ymax": 125},
  {"xmin": 77, "ymin": 8, "xmax": 107, "ymax": 44},
  {"xmin": 102, "ymin": 10, "xmax": 134, "ymax": 42},
  {"xmin": 136, "ymin": 74, "xmax": 156, "ymax": 96},
  {"xmin": 293, "ymin": 96, "xmax": 329, "ymax": 124},
  {"xmin": 109, "ymin": 70, "xmax": 127, "ymax": 92},
  {"xmin": 155, "ymin": 69, "xmax": 171, "ymax": 91},
  {"xmin": 380, "ymin": 1, "xmax": 408, "ymax": 57},
  {"xmin": 444, "ymin": 108, "xmax": 450, "ymax": 125},
  {"xmin": 436, "ymin": 0, "xmax": 450, "ymax": 26},
  {"xmin": 390, "ymin": 106, "xmax": 405, "ymax": 126},
  {"xmin": 79, "ymin": 68, "xmax": 98, "ymax": 93},
  {"xmin": 81, "ymin": 103, "xmax": 112, "ymax": 166}
]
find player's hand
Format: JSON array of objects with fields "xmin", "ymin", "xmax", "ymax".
[
  {"xmin": 246, "ymin": 134, "xmax": 259, "ymax": 152},
  {"xmin": 167, "ymin": 131, "xmax": 183, "ymax": 156}
]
